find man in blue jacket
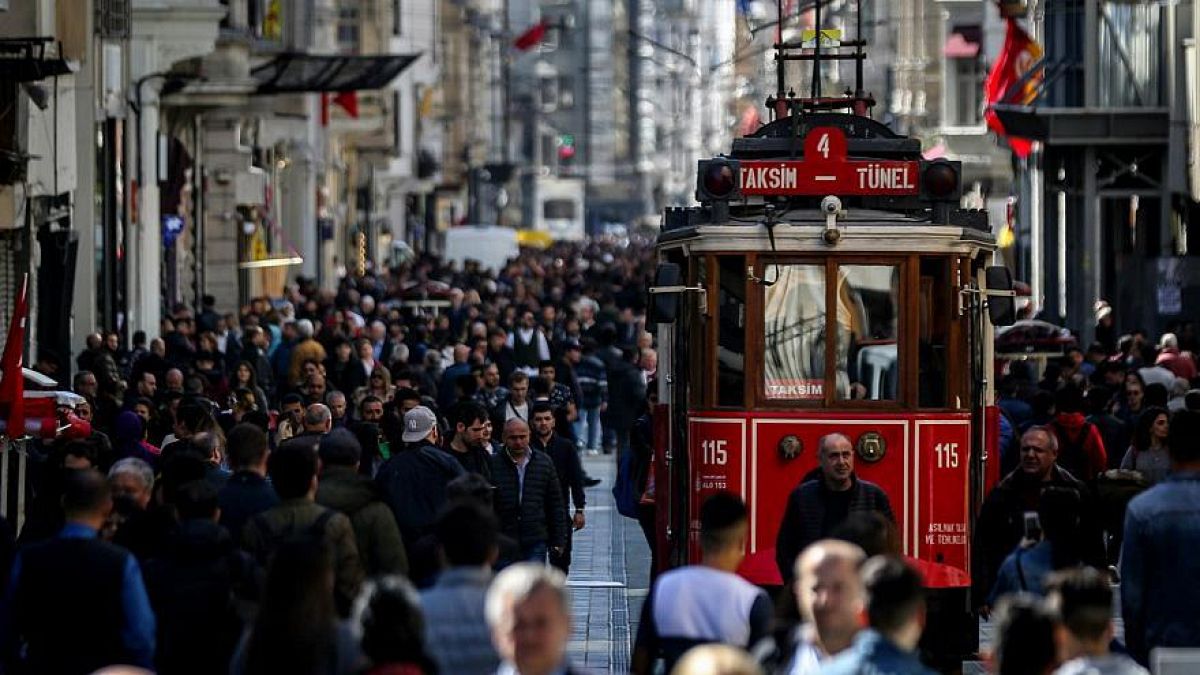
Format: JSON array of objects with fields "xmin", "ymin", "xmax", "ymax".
[
  {"xmin": 2, "ymin": 468, "xmax": 156, "ymax": 674},
  {"xmin": 1121, "ymin": 409, "xmax": 1200, "ymax": 664}
]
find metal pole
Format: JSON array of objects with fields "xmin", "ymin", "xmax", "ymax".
[{"xmin": 812, "ymin": 0, "xmax": 822, "ymax": 99}]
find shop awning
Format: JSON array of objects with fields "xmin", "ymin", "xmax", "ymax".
[
  {"xmin": 0, "ymin": 38, "xmax": 76, "ymax": 83},
  {"xmin": 251, "ymin": 53, "xmax": 421, "ymax": 95}
]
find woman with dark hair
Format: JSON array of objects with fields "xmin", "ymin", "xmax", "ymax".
[
  {"xmin": 232, "ymin": 538, "xmax": 363, "ymax": 675},
  {"xmin": 1120, "ymin": 405, "xmax": 1170, "ymax": 486},
  {"xmin": 354, "ymin": 576, "xmax": 438, "ymax": 675},
  {"xmin": 1116, "ymin": 371, "xmax": 1147, "ymax": 426},
  {"xmin": 232, "ymin": 360, "xmax": 269, "ymax": 412}
]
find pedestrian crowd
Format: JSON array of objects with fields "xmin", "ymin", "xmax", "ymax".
[
  {"xmin": 1, "ymin": 237, "xmax": 659, "ymax": 675},
  {"xmin": 4, "ymin": 232, "xmax": 1200, "ymax": 675}
]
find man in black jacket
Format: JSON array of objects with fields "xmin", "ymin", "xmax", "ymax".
[
  {"xmin": 143, "ymin": 480, "xmax": 256, "ymax": 675},
  {"xmin": 217, "ymin": 423, "xmax": 279, "ymax": 541},
  {"xmin": 531, "ymin": 403, "xmax": 585, "ymax": 572},
  {"xmin": 972, "ymin": 425, "xmax": 1105, "ymax": 613},
  {"xmin": 443, "ymin": 400, "xmax": 494, "ymax": 480},
  {"xmin": 490, "ymin": 418, "xmax": 568, "ymax": 564},
  {"xmin": 775, "ymin": 433, "xmax": 895, "ymax": 584},
  {"xmin": 376, "ymin": 406, "xmax": 465, "ymax": 554}
]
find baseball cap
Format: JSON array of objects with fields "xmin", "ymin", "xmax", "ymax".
[
  {"xmin": 402, "ymin": 405, "xmax": 438, "ymax": 443},
  {"xmin": 564, "ymin": 338, "xmax": 581, "ymax": 350}
]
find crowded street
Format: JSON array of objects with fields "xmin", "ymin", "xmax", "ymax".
[{"xmin": 3, "ymin": 0, "xmax": 1200, "ymax": 674}]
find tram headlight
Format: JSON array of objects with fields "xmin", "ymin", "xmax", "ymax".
[
  {"xmin": 697, "ymin": 159, "xmax": 741, "ymax": 202},
  {"xmin": 919, "ymin": 160, "xmax": 962, "ymax": 202}
]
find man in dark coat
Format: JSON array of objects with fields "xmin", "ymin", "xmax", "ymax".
[
  {"xmin": 316, "ymin": 429, "xmax": 409, "ymax": 577},
  {"xmin": 775, "ymin": 433, "xmax": 895, "ymax": 584},
  {"xmin": 973, "ymin": 425, "xmax": 1105, "ymax": 611},
  {"xmin": 217, "ymin": 423, "xmax": 279, "ymax": 541},
  {"xmin": 604, "ymin": 345, "xmax": 647, "ymax": 458},
  {"xmin": 530, "ymin": 403, "xmax": 585, "ymax": 573},
  {"xmin": 375, "ymin": 406, "xmax": 465, "ymax": 554},
  {"xmin": 443, "ymin": 400, "xmax": 494, "ymax": 480},
  {"xmin": 489, "ymin": 418, "xmax": 568, "ymax": 564},
  {"xmin": 143, "ymin": 480, "xmax": 256, "ymax": 675}
]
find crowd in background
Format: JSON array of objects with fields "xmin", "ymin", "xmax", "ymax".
[
  {"xmin": 2, "ymin": 235, "xmax": 1199, "ymax": 674},
  {"xmin": 1, "ymin": 236, "xmax": 660, "ymax": 675}
]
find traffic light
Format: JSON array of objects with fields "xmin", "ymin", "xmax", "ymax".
[
  {"xmin": 695, "ymin": 158, "xmax": 741, "ymax": 202},
  {"xmin": 557, "ymin": 134, "xmax": 575, "ymax": 161},
  {"xmin": 918, "ymin": 159, "xmax": 962, "ymax": 202}
]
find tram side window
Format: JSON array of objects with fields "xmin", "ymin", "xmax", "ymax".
[
  {"xmin": 919, "ymin": 257, "xmax": 951, "ymax": 408},
  {"xmin": 835, "ymin": 265, "xmax": 900, "ymax": 401},
  {"xmin": 717, "ymin": 256, "xmax": 746, "ymax": 407},
  {"xmin": 763, "ymin": 264, "xmax": 826, "ymax": 401}
]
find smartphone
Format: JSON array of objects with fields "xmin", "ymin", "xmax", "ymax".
[{"xmin": 1023, "ymin": 511, "xmax": 1042, "ymax": 542}]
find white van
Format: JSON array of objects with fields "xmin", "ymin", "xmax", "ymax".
[{"xmin": 443, "ymin": 226, "xmax": 521, "ymax": 273}]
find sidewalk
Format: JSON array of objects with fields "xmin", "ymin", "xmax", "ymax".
[{"xmin": 566, "ymin": 454, "xmax": 653, "ymax": 673}]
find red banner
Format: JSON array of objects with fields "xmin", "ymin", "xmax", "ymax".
[{"xmin": 984, "ymin": 19, "xmax": 1043, "ymax": 158}]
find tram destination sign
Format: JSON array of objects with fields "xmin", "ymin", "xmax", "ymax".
[{"xmin": 738, "ymin": 127, "xmax": 920, "ymax": 197}]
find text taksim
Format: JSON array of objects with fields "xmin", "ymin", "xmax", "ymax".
[{"xmin": 741, "ymin": 164, "xmax": 798, "ymax": 191}]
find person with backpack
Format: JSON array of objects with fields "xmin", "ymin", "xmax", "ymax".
[
  {"xmin": 315, "ymin": 429, "xmax": 409, "ymax": 577},
  {"xmin": 240, "ymin": 440, "xmax": 364, "ymax": 617},
  {"xmin": 1049, "ymin": 384, "xmax": 1108, "ymax": 481}
]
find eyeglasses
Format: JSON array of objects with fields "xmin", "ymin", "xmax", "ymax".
[{"xmin": 1021, "ymin": 445, "xmax": 1049, "ymax": 453}]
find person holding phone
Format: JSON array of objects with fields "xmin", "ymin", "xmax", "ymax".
[
  {"xmin": 987, "ymin": 487, "xmax": 1084, "ymax": 604},
  {"xmin": 973, "ymin": 426, "xmax": 1105, "ymax": 617}
]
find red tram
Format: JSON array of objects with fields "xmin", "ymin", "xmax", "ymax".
[{"xmin": 646, "ymin": 31, "xmax": 1016, "ymax": 663}]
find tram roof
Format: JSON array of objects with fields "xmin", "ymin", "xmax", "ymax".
[{"xmin": 657, "ymin": 210, "xmax": 995, "ymax": 256}]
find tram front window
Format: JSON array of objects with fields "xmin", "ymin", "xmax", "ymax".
[
  {"xmin": 763, "ymin": 264, "xmax": 826, "ymax": 400},
  {"xmin": 835, "ymin": 265, "xmax": 900, "ymax": 401}
]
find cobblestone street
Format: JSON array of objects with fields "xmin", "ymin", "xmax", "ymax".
[{"xmin": 566, "ymin": 455, "xmax": 652, "ymax": 672}]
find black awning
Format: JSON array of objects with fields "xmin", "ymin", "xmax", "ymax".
[
  {"xmin": 0, "ymin": 38, "xmax": 75, "ymax": 83},
  {"xmin": 251, "ymin": 53, "xmax": 421, "ymax": 94}
]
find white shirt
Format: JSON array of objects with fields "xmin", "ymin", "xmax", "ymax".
[
  {"xmin": 506, "ymin": 401, "xmax": 529, "ymax": 422},
  {"xmin": 786, "ymin": 626, "xmax": 833, "ymax": 675},
  {"xmin": 650, "ymin": 566, "xmax": 768, "ymax": 647}
]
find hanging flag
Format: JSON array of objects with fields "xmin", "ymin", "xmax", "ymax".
[
  {"xmin": 0, "ymin": 275, "xmax": 29, "ymax": 438},
  {"xmin": 334, "ymin": 91, "xmax": 359, "ymax": 118},
  {"xmin": 984, "ymin": 18, "xmax": 1043, "ymax": 158},
  {"xmin": 513, "ymin": 19, "xmax": 548, "ymax": 51}
]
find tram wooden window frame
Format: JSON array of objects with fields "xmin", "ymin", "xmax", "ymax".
[{"xmin": 748, "ymin": 253, "xmax": 912, "ymax": 410}]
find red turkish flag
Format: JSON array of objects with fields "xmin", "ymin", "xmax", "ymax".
[
  {"xmin": 513, "ymin": 20, "xmax": 547, "ymax": 51},
  {"xmin": 334, "ymin": 91, "xmax": 359, "ymax": 118},
  {"xmin": 0, "ymin": 275, "xmax": 28, "ymax": 437},
  {"xmin": 984, "ymin": 19, "xmax": 1043, "ymax": 158}
]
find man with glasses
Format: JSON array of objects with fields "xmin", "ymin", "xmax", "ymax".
[
  {"xmin": 444, "ymin": 401, "xmax": 494, "ymax": 480},
  {"xmin": 973, "ymin": 426, "xmax": 1105, "ymax": 617}
]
